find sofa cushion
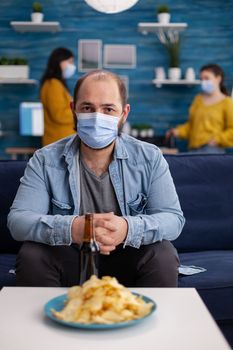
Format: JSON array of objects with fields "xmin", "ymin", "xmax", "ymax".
[
  {"xmin": 179, "ymin": 250, "xmax": 233, "ymax": 321},
  {"xmin": 0, "ymin": 254, "xmax": 16, "ymax": 287},
  {"xmin": 0, "ymin": 160, "xmax": 26, "ymax": 254},
  {"xmin": 165, "ymin": 154, "xmax": 233, "ymax": 252}
]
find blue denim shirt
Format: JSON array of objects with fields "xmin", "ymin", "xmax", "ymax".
[{"xmin": 8, "ymin": 134, "xmax": 185, "ymax": 248}]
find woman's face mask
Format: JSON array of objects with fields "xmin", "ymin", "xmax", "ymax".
[
  {"xmin": 200, "ymin": 80, "xmax": 215, "ymax": 94},
  {"xmin": 75, "ymin": 112, "xmax": 120, "ymax": 149},
  {"xmin": 200, "ymin": 69, "xmax": 221, "ymax": 95},
  {"xmin": 62, "ymin": 63, "xmax": 76, "ymax": 79}
]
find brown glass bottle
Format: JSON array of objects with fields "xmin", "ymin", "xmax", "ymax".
[{"xmin": 79, "ymin": 213, "xmax": 100, "ymax": 285}]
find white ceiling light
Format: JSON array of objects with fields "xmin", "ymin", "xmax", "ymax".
[{"xmin": 84, "ymin": 0, "xmax": 139, "ymax": 14}]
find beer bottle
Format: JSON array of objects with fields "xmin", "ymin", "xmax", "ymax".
[{"xmin": 79, "ymin": 213, "xmax": 100, "ymax": 285}]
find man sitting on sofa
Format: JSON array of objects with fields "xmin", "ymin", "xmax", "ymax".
[{"xmin": 7, "ymin": 70, "xmax": 185, "ymax": 287}]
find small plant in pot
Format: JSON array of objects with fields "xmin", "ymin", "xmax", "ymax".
[
  {"xmin": 31, "ymin": 2, "xmax": 44, "ymax": 23},
  {"xmin": 0, "ymin": 57, "xmax": 29, "ymax": 79},
  {"xmin": 157, "ymin": 5, "xmax": 170, "ymax": 24},
  {"xmin": 0, "ymin": 57, "xmax": 28, "ymax": 65},
  {"xmin": 166, "ymin": 39, "xmax": 181, "ymax": 81}
]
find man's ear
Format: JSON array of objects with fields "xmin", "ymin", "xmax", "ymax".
[
  {"xmin": 122, "ymin": 104, "xmax": 130, "ymax": 123},
  {"xmin": 70, "ymin": 101, "xmax": 77, "ymax": 131}
]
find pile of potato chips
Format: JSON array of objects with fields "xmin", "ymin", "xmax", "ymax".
[{"xmin": 52, "ymin": 275, "xmax": 153, "ymax": 324}]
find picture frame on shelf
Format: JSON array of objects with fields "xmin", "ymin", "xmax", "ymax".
[
  {"xmin": 103, "ymin": 44, "xmax": 136, "ymax": 69},
  {"xmin": 78, "ymin": 39, "xmax": 102, "ymax": 72}
]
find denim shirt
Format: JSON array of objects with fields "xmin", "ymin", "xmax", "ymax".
[{"xmin": 7, "ymin": 134, "xmax": 185, "ymax": 248}]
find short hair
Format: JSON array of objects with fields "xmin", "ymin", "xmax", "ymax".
[{"xmin": 73, "ymin": 70, "xmax": 128, "ymax": 107}]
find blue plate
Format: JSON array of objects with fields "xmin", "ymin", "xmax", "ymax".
[{"xmin": 44, "ymin": 292, "xmax": 157, "ymax": 330}]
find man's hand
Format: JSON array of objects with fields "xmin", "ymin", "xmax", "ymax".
[
  {"xmin": 71, "ymin": 214, "xmax": 114, "ymax": 244},
  {"xmin": 94, "ymin": 212, "xmax": 128, "ymax": 255},
  {"xmin": 71, "ymin": 216, "xmax": 85, "ymax": 244},
  {"xmin": 71, "ymin": 213, "xmax": 128, "ymax": 255}
]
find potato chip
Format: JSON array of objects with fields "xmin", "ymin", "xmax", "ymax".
[{"xmin": 52, "ymin": 275, "xmax": 153, "ymax": 324}]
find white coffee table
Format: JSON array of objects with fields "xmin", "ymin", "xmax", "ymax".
[{"xmin": 0, "ymin": 287, "xmax": 230, "ymax": 350}]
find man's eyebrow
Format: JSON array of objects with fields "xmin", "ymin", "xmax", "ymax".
[
  {"xmin": 100, "ymin": 103, "xmax": 117, "ymax": 107},
  {"xmin": 79, "ymin": 101, "xmax": 93, "ymax": 106},
  {"xmin": 79, "ymin": 102, "xmax": 117, "ymax": 107}
]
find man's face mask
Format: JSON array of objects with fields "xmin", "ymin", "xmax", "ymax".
[{"xmin": 75, "ymin": 112, "xmax": 120, "ymax": 149}]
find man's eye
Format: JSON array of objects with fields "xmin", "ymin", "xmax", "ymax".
[
  {"xmin": 82, "ymin": 106, "xmax": 91, "ymax": 112},
  {"xmin": 105, "ymin": 108, "xmax": 114, "ymax": 113}
]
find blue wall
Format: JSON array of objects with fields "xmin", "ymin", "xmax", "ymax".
[{"xmin": 0, "ymin": 0, "xmax": 233, "ymax": 158}]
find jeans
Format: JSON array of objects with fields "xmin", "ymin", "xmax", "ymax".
[{"xmin": 16, "ymin": 240, "xmax": 180, "ymax": 287}]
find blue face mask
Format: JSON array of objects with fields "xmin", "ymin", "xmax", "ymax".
[
  {"xmin": 62, "ymin": 63, "xmax": 76, "ymax": 79},
  {"xmin": 201, "ymin": 80, "xmax": 215, "ymax": 94},
  {"xmin": 76, "ymin": 112, "xmax": 120, "ymax": 149}
]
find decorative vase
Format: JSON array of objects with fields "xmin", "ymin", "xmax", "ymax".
[
  {"xmin": 31, "ymin": 12, "xmax": 44, "ymax": 23},
  {"xmin": 155, "ymin": 67, "xmax": 166, "ymax": 80},
  {"xmin": 147, "ymin": 128, "xmax": 154, "ymax": 137},
  {"xmin": 131, "ymin": 129, "xmax": 139, "ymax": 137},
  {"xmin": 0, "ymin": 65, "xmax": 29, "ymax": 79},
  {"xmin": 157, "ymin": 13, "xmax": 171, "ymax": 24},
  {"xmin": 185, "ymin": 67, "xmax": 196, "ymax": 81},
  {"xmin": 168, "ymin": 67, "xmax": 181, "ymax": 81},
  {"xmin": 140, "ymin": 129, "xmax": 148, "ymax": 138}
]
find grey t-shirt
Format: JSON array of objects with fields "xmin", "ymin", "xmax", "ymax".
[{"xmin": 79, "ymin": 156, "xmax": 122, "ymax": 216}]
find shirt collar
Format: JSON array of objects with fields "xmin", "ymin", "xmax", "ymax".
[
  {"xmin": 114, "ymin": 135, "xmax": 129, "ymax": 159},
  {"xmin": 62, "ymin": 134, "xmax": 129, "ymax": 162},
  {"xmin": 62, "ymin": 134, "xmax": 79, "ymax": 163}
]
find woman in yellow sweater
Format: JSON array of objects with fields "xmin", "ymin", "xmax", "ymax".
[
  {"xmin": 40, "ymin": 48, "xmax": 76, "ymax": 146},
  {"xmin": 166, "ymin": 64, "xmax": 233, "ymax": 153}
]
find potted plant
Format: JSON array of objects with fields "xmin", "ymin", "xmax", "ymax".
[
  {"xmin": 31, "ymin": 2, "xmax": 44, "ymax": 23},
  {"xmin": 0, "ymin": 57, "xmax": 29, "ymax": 79},
  {"xmin": 157, "ymin": 5, "xmax": 170, "ymax": 24},
  {"xmin": 165, "ymin": 39, "xmax": 181, "ymax": 80}
]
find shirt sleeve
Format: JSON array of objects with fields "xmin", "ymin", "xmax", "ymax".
[
  {"xmin": 7, "ymin": 150, "xmax": 75, "ymax": 246},
  {"xmin": 175, "ymin": 95, "xmax": 199, "ymax": 140},
  {"xmin": 42, "ymin": 79, "xmax": 73, "ymax": 126},
  {"xmin": 123, "ymin": 150, "xmax": 185, "ymax": 248},
  {"xmin": 215, "ymin": 98, "xmax": 233, "ymax": 147},
  {"xmin": 176, "ymin": 122, "xmax": 190, "ymax": 139}
]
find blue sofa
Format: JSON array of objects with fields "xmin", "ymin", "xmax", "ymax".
[{"xmin": 0, "ymin": 155, "xmax": 233, "ymax": 345}]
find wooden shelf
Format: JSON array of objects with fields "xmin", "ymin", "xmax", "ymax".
[
  {"xmin": 10, "ymin": 21, "xmax": 61, "ymax": 33},
  {"xmin": 160, "ymin": 147, "xmax": 178, "ymax": 154},
  {"xmin": 138, "ymin": 22, "xmax": 187, "ymax": 35},
  {"xmin": 5, "ymin": 147, "xmax": 37, "ymax": 160},
  {"xmin": 0, "ymin": 78, "xmax": 38, "ymax": 84},
  {"xmin": 152, "ymin": 79, "xmax": 200, "ymax": 87}
]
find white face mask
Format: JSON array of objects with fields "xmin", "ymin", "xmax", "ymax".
[
  {"xmin": 76, "ymin": 112, "xmax": 120, "ymax": 149},
  {"xmin": 62, "ymin": 63, "xmax": 76, "ymax": 79}
]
